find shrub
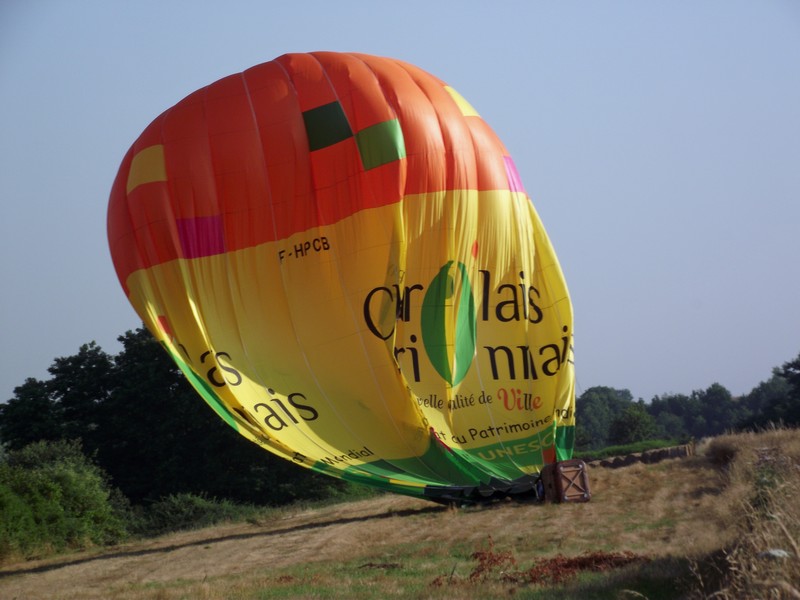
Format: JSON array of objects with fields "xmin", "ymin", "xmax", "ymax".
[
  {"xmin": 135, "ymin": 493, "xmax": 259, "ymax": 536},
  {"xmin": 704, "ymin": 437, "xmax": 738, "ymax": 469},
  {"xmin": 0, "ymin": 440, "xmax": 128, "ymax": 560},
  {"xmin": 0, "ymin": 481, "xmax": 36, "ymax": 558}
]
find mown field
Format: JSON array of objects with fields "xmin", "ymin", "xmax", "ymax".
[{"xmin": 1, "ymin": 428, "xmax": 798, "ymax": 599}]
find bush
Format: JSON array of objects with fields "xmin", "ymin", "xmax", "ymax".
[
  {"xmin": 0, "ymin": 481, "xmax": 37, "ymax": 558},
  {"xmin": 704, "ymin": 437, "xmax": 738, "ymax": 469},
  {"xmin": 0, "ymin": 440, "xmax": 128, "ymax": 560},
  {"xmin": 133, "ymin": 483, "xmax": 384, "ymax": 537},
  {"xmin": 135, "ymin": 493, "xmax": 259, "ymax": 537}
]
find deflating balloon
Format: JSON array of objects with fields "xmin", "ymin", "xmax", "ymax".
[{"xmin": 107, "ymin": 52, "xmax": 575, "ymax": 503}]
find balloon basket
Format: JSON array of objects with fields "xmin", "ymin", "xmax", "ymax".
[{"xmin": 539, "ymin": 459, "xmax": 591, "ymax": 503}]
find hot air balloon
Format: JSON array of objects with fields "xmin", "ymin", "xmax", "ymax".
[{"xmin": 108, "ymin": 52, "xmax": 574, "ymax": 503}]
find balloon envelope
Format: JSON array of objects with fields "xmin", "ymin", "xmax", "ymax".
[{"xmin": 108, "ymin": 52, "xmax": 575, "ymax": 502}]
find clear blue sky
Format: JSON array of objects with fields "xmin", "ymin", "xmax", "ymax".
[{"xmin": 2, "ymin": 1, "xmax": 799, "ymax": 404}]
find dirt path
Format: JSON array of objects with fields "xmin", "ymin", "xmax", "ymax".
[{"xmin": 0, "ymin": 456, "xmax": 730, "ymax": 599}]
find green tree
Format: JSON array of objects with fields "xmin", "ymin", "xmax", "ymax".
[
  {"xmin": 47, "ymin": 342, "xmax": 114, "ymax": 449},
  {"xmin": 743, "ymin": 370, "xmax": 790, "ymax": 412},
  {"xmin": 648, "ymin": 392, "xmax": 707, "ymax": 439},
  {"xmin": 575, "ymin": 387, "xmax": 634, "ymax": 450},
  {"xmin": 692, "ymin": 383, "xmax": 744, "ymax": 436},
  {"xmin": 0, "ymin": 378, "xmax": 63, "ymax": 449},
  {"xmin": 740, "ymin": 355, "xmax": 800, "ymax": 427},
  {"xmin": 781, "ymin": 352, "xmax": 800, "ymax": 389},
  {"xmin": 776, "ymin": 352, "xmax": 800, "ymax": 425},
  {"xmin": 653, "ymin": 411, "xmax": 686, "ymax": 440},
  {"xmin": 608, "ymin": 403, "xmax": 657, "ymax": 446}
]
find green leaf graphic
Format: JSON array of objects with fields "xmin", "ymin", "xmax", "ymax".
[{"xmin": 421, "ymin": 262, "xmax": 477, "ymax": 385}]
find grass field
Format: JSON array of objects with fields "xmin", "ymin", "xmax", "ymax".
[{"xmin": 1, "ymin": 428, "xmax": 798, "ymax": 599}]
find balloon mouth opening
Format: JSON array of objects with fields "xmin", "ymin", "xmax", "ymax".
[{"xmin": 422, "ymin": 474, "xmax": 542, "ymax": 506}]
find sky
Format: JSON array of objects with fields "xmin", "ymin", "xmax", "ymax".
[{"xmin": 2, "ymin": 1, "xmax": 799, "ymax": 404}]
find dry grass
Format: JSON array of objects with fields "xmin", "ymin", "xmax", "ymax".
[
  {"xmin": 1, "ymin": 428, "xmax": 798, "ymax": 599},
  {"xmin": 691, "ymin": 427, "xmax": 800, "ymax": 599}
]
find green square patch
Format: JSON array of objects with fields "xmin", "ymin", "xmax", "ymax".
[
  {"xmin": 303, "ymin": 101, "xmax": 353, "ymax": 151},
  {"xmin": 355, "ymin": 119, "xmax": 406, "ymax": 170}
]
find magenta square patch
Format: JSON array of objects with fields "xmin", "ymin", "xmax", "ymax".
[
  {"xmin": 503, "ymin": 156, "xmax": 525, "ymax": 194},
  {"xmin": 177, "ymin": 215, "xmax": 226, "ymax": 258}
]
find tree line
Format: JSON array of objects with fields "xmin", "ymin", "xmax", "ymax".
[
  {"xmin": 576, "ymin": 357, "xmax": 800, "ymax": 451},
  {"xmin": 1, "ymin": 326, "xmax": 799, "ymax": 506}
]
